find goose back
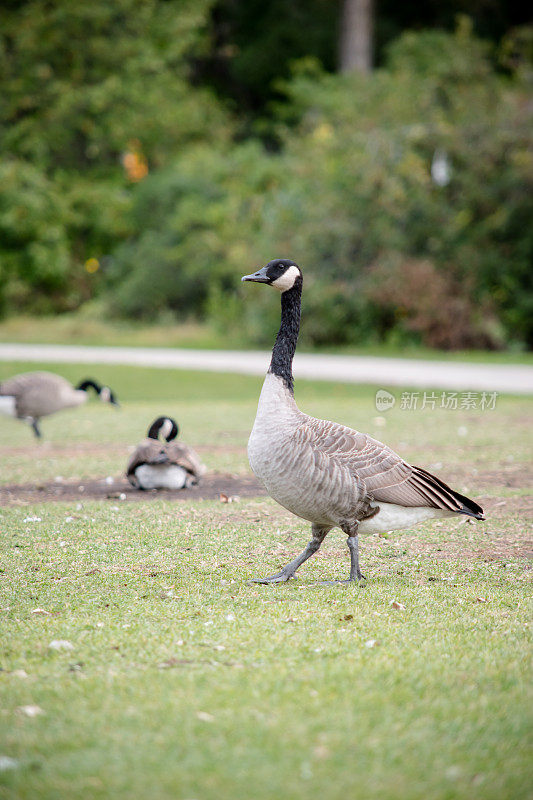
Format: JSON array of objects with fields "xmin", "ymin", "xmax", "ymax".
[
  {"xmin": 127, "ymin": 437, "xmax": 205, "ymax": 489},
  {"xmin": 0, "ymin": 371, "xmax": 86, "ymax": 418}
]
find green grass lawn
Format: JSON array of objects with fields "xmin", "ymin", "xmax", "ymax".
[{"xmin": 0, "ymin": 362, "xmax": 531, "ymax": 799}]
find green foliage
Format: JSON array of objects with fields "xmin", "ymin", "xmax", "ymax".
[
  {"xmin": 110, "ymin": 25, "xmax": 533, "ymax": 348},
  {"xmin": 0, "ymin": 0, "xmax": 226, "ymax": 170},
  {"xmin": 107, "ymin": 141, "xmax": 282, "ymax": 321},
  {"xmin": 1, "ymin": 5, "xmax": 531, "ymax": 350},
  {"xmin": 0, "ymin": 0, "xmax": 231, "ymax": 315},
  {"xmin": 200, "ymin": 0, "xmax": 528, "ymax": 120},
  {"xmin": 0, "ymin": 159, "xmax": 71, "ymax": 314}
]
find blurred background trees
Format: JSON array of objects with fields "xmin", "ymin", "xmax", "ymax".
[{"xmin": 1, "ymin": 0, "xmax": 531, "ymax": 349}]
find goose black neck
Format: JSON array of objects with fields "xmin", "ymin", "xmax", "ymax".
[
  {"xmin": 269, "ymin": 283, "xmax": 302, "ymax": 394},
  {"xmin": 76, "ymin": 379, "xmax": 101, "ymax": 394}
]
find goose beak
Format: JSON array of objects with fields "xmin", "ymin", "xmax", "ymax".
[{"xmin": 242, "ymin": 267, "xmax": 270, "ymax": 284}]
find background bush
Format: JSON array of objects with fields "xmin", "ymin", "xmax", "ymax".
[
  {"xmin": 0, "ymin": 0, "xmax": 231, "ymax": 314},
  {"xmin": 108, "ymin": 24, "xmax": 533, "ymax": 349},
  {"xmin": 1, "ymin": 1, "xmax": 531, "ymax": 350}
]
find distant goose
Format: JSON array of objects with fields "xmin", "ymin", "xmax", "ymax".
[
  {"xmin": 0, "ymin": 371, "xmax": 119, "ymax": 438},
  {"xmin": 126, "ymin": 416, "xmax": 206, "ymax": 490},
  {"xmin": 242, "ymin": 259, "xmax": 485, "ymax": 583}
]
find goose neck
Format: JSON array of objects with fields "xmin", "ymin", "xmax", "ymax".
[
  {"xmin": 76, "ymin": 379, "xmax": 101, "ymax": 394},
  {"xmin": 269, "ymin": 284, "xmax": 301, "ymax": 394}
]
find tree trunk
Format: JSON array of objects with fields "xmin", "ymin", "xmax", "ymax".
[{"xmin": 339, "ymin": 0, "xmax": 373, "ymax": 74}]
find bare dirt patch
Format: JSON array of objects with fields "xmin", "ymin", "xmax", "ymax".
[{"xmin": 0, "ymin": 472, "xmax": 265, "ymax": 507}]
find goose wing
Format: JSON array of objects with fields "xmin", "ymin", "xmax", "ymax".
[
  {"xmin": 0, "ymin": 371, "xmax": 68, "ymax": 396},
  {"xmin": 0, "ymin": 372, "xmax": 71, "ymax": 417},
  {"xmin": 164, "ymin": 442, "xmax": 206, "ymax": 480},
  {"xmin": 126, "ymin": 439, "xmax": 169, "ymax": 477},
  {"xmin": 295, "ymin": 418, "xmax": 483, "ymax": 516}
]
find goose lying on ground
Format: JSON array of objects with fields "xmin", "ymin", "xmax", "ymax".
[
  {"xmin": 242, "ymin": 259, "xmax": 485, "ymax": 583},
  {"xmin": 0, "ymin": 371, "xmax": 119, "ymax": 438},
  {"xmin": 126, "ymin": 416, "xmax": 206, "ymax": 490}
]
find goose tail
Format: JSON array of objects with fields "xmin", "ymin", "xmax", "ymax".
[{"xmin": 412, "ymin": 466, "xmax": 485, "ymax": 520}]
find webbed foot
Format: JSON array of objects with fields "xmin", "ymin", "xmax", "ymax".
[
  {"xmin": 251, "ymin": 571, "xmax": 297, "ymax": 585},
  {"xmin": 321, "ymin": 574, "xmax": 367, "ymax": 585}
]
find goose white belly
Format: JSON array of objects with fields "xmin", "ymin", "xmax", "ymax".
[
  {"xmin": 358, "ymin": 503, "xmax": 453, "ymax": 534},
  {"xmin": 134, "ymin": 464, "xmax": 189, "ymax": 490},
  {"xmin": 0, "ymin": 396, "xmax": 16, "ymax": 417},
  {"xmin": 59, "ymin": 387, "xmax": 87, "ymax": 411}
]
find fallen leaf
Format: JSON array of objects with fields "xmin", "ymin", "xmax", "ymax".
[
  {"xmin": 219, "ymin": 493, "xmax": 239, "ymax": 503},
  {"xmin": 17, "ymin": 705, "xmax": 44, "ymax": 717},
  {"xmin": 313, "ymin": 744, "xmax": 330, "ymax": 760},
  {"xmin": 48, "ymin": 639, "xmax": 74, "ymax": 651},
  {"xmin": 196, "ymin": 711, "xmax": 215, "ymax": 723},
  {"xmin": 342, "ymin": 614, "xmax": 353, "ymax": 621},
  {"xmin": 476, "ymin": 597, "xmax": 487, "ymax": 603},
  {"xmin": 390, "ymin": 601, "xmax": 406, "ymax": 610},
  {"xmin": 0, "ymin": 756, "xmax": 20, "ymax": 771},
  {"xmin": 158, "ymin": 658, "xmax": 198, "ymax": 669}
]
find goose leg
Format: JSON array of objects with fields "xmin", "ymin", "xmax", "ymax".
[
  {"xmin": 30, "ymin": 418, "xmax": 42, "ymax": 439},
  {"xmin": 322, "ymin": 521, "xmax": 366, "ymax": 584},
  {"xmin": 346, "ymin": 533, "xmax": 365, "ymax": 581},
  {"xmin": 252, "ymin": 524, "xmax": 330, "ymax": 584}
]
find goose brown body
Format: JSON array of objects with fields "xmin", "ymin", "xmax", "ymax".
[
  {"xmin": 0, "ymin": 371, "xmax": 87, "ymax": 419},
  {"xmin": 0, "ymin": 371, "xmax": 118, "ymax": 438},
  {"xmin": 243, "ymin": 259, "xmax": 484, "ymax": 583},
  {"xmin": 127, "ymin": 417, "xmax": 206, "ymax": 490}
]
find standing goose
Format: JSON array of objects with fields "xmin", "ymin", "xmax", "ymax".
[
  {"xmin": 242, "ymin": 259, "xmax": 485, "ymax": 583},
  {"xmin": 0, "ymin": 371, "xmax": 119, "ymax": 438},
  {"xmin": 126, "ymin": 416, "xmax": 206, "ymax": 490}
]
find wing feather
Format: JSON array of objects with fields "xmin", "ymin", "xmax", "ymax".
[{"xmin": 293, "ymin": 416, "xmax": 476, "ymax": 512}]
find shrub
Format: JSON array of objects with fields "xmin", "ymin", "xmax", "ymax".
[
  {"xmin": 0, "ymin": 0, "xmax": 232, "ymax": 315},
  {"xmin": 107, "ymin": 24, "xmax": 532, "ymax": 349}
]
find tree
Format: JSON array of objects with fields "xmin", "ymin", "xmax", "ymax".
[
  {"xmin": 0, "ymin": 0, "xmax": 232, "ymax": 314},
  {"xmin": 338, "ymin": 0, "xmax": 374, "ymax": 73}
]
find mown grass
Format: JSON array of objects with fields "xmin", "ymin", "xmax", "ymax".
[{"xmin": 0, "ymin": 362, "xmax": 531, "ymax": 799}]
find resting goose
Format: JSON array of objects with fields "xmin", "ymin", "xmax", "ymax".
[
  {"xmin": 242, "ymin": 259, "xmax": 485, "ymax": 583},
  {"xmin": 0, "ymin": 371, "xmax": 119, "ymax": 438},
  {"xmin": 126, "ymin": 416, "xmax": 206, "ymax": 490}
]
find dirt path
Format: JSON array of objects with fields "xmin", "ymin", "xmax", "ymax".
[
  {"xmin": 1, "ymin": 343, "xmax": 532, "ymax": 393},
  {"xmin": 0, "ymin": 472, "xmax": 264, "ymax": 507}
]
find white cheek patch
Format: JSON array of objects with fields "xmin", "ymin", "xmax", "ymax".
[
  {"xmin": 271, "ymin": 265, "xmax": 301, "ymax": 292},
  {"xmin": 100, "ymin": 387, "xmax": 111, "ymax": 403},
  {"xmin": 160, "ymin": 418, "xmax": 174, "ymax": 440}
]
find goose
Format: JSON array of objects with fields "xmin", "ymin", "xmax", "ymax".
[
  {"xmin": 126, "ymin": 416, "xmax": 206, "ymax": 490},
  {"xmin": 0, "ymin": 371, "xmax": 119, "ymax": 438},
  {"xmin": 242, "ymin": 259, "xmax": 485, "ymax": 583}
]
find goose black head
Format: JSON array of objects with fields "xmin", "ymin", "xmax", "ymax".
[
  {"xmin": 242, "ymin": 259, "xmax": 302, "ymax": 292},
  {"xmin": 147, "ymin": 416, "xmax": 179, "ymax": 442},
  {"xmin": 77, "ymin": 379, "xmax": 119, "ymax": 406}
]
